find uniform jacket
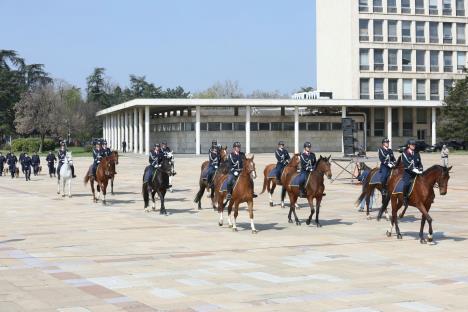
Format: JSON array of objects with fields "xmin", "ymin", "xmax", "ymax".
[
  {"xmin": 378, "ymin": 147, "xmax": 396, "ymax": 167},
  {"xmin": 300, "ymin": 151, "xmax": 316, "ymax": 172},
  {"xmin": 229, "ymin": 151, "xmax": 243, "ymax": 174},
  {"xmin": 402, "ymin": 148, "xmax": 423, "ymax": 173},
  {"xmin": 275, "ymin": 148, "xmax": 290, "ymax": 165}
]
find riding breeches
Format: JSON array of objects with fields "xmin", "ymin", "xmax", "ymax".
[
  {"xmin": 379, "ymin": 165, "xmax": 391, "ymax": 186},
  {"xmin": 206, "ymin": 165, "xmax": 217, "ymax": 184},
  {"xmin": 144, "ymin": 165, "xmax": 155, "ymax": 183},
  {"xmin": 275, "ymin": 163, "xmax": 285, "ymax": 180},
  {"xmin": 226, "ymin": 174, "xmax": 238, "ymax": 193},
  {"xmin": 298, "ymin": 171, "xmax": 309, "ymax": 187}
]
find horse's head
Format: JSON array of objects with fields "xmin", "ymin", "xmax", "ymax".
[
  {"xmin": 112, "ymin": 151, "xmax": 119, "ymax": 164},
  {"xmin": 288, "ymin": 153, "xmax": 301, "ymax": 168},
  {"xmin": 65, "ymin": 152, "xmax": 73, "ymax": 165},
  {"xmin": 243, "ymin": 154, "xmax": 257, "ymax": 180},
  {"xmin": 316, "ymin": 155, "xmax": 333, "ymax": 180},
  {"xmin": 220, "ymin": 146, "xmax": 228, "ymax": 161},
  {"xmin": 437, "ymin": 166, "xmax": 452, "ymax": 195},
  {"xmin": 160, "ymin": 157, "xmax": 173, "ymax": 174}
]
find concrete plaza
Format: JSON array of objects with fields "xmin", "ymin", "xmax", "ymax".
[{"xmin": 0, "ymin": 152, "xmax": 467, "ymax": 311}]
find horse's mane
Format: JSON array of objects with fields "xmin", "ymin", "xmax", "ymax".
[
  {"xmin": 422, "ymin": 164, "xmax": 445, "ymax": 175},
  {"xmin": 287, "ymin": 154, "xmax": 300, "ymax": 167},
  {"xmin": 395, "ymin": 155, "xmax": 402, "ymax": 167}
]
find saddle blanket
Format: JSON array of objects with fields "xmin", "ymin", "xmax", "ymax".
[
  {"xmin": 267, "ymin": 167, "xmax": 279, "ymax": 178},
  {"xmin": 289, "ymin": 173, "xmax": 310, "ymax": 188},
  {"xmin": 201, "ymin": 167, "xmax": 209, "ymax": 180},
  {"xmin": 219, "ymin": 177, "xmax": 240, "ymax": 193},
  {"xmin": 369, "ymin": 170, "xmax": 384, "ymax": 185},
  {"xmin": 392, "ymin": 177, "xmax": 417, "ymax": 195}
]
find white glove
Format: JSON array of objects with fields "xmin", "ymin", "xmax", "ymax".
[
  {"xmin": 388, "ymin": 163, "xmax": 394, "ymax": 168},
  {"xmin": 233, "ymin": 171, "xmax": 239, "ymax": 177},
  {"xmin": 412, "ymin": 168, "xmax": 422, "ymax": 174},
  {"xmin": 214, "ymin": 165, "xmax": 218, "ymax": 169}
]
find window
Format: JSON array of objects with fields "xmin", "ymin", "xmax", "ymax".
[
  {"xmin": 234, "ymin": 122, "xmax": 245, "ymax": 131},
  {"xmin": 392, "ymin": 108, "xmax": 399, "ymax": 137},
  {"xmin": 415, "ymin": 0, "xmax": 425, "ymax": 14},
  {"xmin": 374, "ymin": 108, "xmax": 385, "ymax": 136},
  {"xmin": 283, "ymin": 122, "xmax": 294, "ymax": 131},
  {"xmin": 308, "ymin": 123, "xmax": 319, "ymax": 131},
  {"xmin": 443, "ymin": 23, "xmax": 453, "ymax": 43},
  {"xmin": 184, "ymin": 122, "xmax": 194, "ymax": 131},
  {"xmin": 250, "ymin": 122, "xmax": 258, "ymax": 131},
  {"xmin": 416, "ymin": 80, "xmax": 426, "ymax": 100},
  {"xmin": 360, "ymin": 79, "xmax": 370, "ymax": 99},
  {"xmin": 259, "ymin": 123, "xmax": 269, "ymax": 131},
  {"xmin": 402, "ymin": 21, "xmax": 412, "ymax": 42},
  {"xmin": 403, "ymin": 108, "xmax": 413, "ymax": 136},
  {"xmin": 299, "ymin": 123, "xmax": 307, "ymax": 131},
  {"xmin": 271, "ymin": 122, "xmax": 282, "ymax": 131},
  {"xmin": 416, "ymin": 50, "xmax": 426, "ymax": 72},
  {"xmin": 402, "ymin": 49, "xmax": 412, "ymax": 71},
  {"xmin": 208, "ymin": 122, "xmax": 220, "ymax": 131},
  {"xmin": 374, "ymin": 49, "xmax": 384, "ymax": 70},
  {"xmin": 331, "ymin": 123, "xmax": 342, "ymax": 131},
  {"xmin": 359, "ymin": 0, "xmax": 369, "ymax": 12},
  {"xmin": 200, "ymin": 123, "xmax": 207, "ymax": 131},
  {"xmin": 444, "ymin": 51, "xmax": 453, "ymax": 72},
  {"xmin": 444, "ymin": 80, "xmax": 453, "ymax": 97},
  {"xmin": 403, "ymin": 79, "xmax": 412, "ymax": 100},
  {"xmin": 457, "ymin": 51, "xmax": 466, "ymax": 70},
  {"xmin": 373, "ymin": 0, "xmax": 383, "ymax": 12},
  {"xmin": 430, "ymin": 51, "xmax": 439, "ymax": 72},
  {"xmin": 430, "ymin": 80, "xmax": 440, "ymax": 100},
  {"xmin": 456, "ymin": 0, "xmax": 465, "ymax": 15},
  {"xmin": 374, "ymin": 79, "xmax": 384, "ymax": 99},
  {"xmin": 319, "ymin": 123, "xmax": 330, "ymax": 131},
  {"xmin": 417, "ymin": 108, "xmax": 427, "ymax": 123},
  {"xmin": 359, "ymin": 19, "xmax": 369, "ymax": 41},
  {"xmin": 360, "ymin": 49, "xmax": 369, "ymax": 70},
  {"xmin": 388, "ymin": 49, "xmax": 398, "ymax": 71},
  {"xmin": 401, "ymin": 0, "xmax": 411, "ymax": 13},
  {"xmin": 388, "ymin": 79, "xmax": 398, "ymax": 99},
  {"xmin": 221, "ymin": 122, "xmax": 232, "ymax": 131},
  {"xmin": 457, "ymin": 23, "xmax": 466, "ymax": 44},
  {"xmin": 430, "ymin": 22, "xmax": 439, "ymax": 43},
  {"xmin": 443, "ymin": 0, "xmax": 452, "ymax": 15},
  {"xmin": 373, "ymin": 20, "xmax": 383, "ymax": 41},
  {"xmin": 416, "ymin": 22, "xmax": 425, "ymax": 42},
  {"xmin": 429, "ymin": 0, "xmax": 438, "ymax": 14},
  {"xmin": 388, "ymin": 0, "xmax": 397, "ymax": 12},
  {"xmin": 388, "ymin": 20, "xmax": 398, "ymax": 41}
]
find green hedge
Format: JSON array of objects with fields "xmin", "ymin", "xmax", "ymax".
[{"xmin": 11, "ymin": 138, "xmax": 56, "ymax": 153}]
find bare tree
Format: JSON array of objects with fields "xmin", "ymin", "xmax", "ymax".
[
  {"xmin": 194, "ymin": 80, "xmax": 244, "ymax": 98},
  {"xmin": 14, "ymin": 84, "xmax": 59, "ymax": 152}
]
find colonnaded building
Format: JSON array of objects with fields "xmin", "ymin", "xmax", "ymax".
[{"xmin": 97, "ymin": 0, "xmax": 467, "ymax": 154}]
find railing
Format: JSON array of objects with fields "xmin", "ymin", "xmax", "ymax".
[
  {"xmin": 360, "ymin": 65, "xmax": 370, "ymax": 70},
  {"xmin": 415, "ymin": 8, "xmax": 425, "ymax": 14},
  {"xmin": 402, "ymin": 35, "xmax": 412, "ymax": 42},
  {"xmin": 457, "ymin": 38, "xmax": 465, "ymax": 44},
  {"xmin": 388, "ymin": 94, "xmax": 398, "ymax": 100},
  {"xmin": 374, "ymin": 92, "xmax": 384, "ymax": 100},
  {"xmin": 417, "ymin": 94, "xmax": 426, "ymax": 100},
  {"xmin": 430, "ymin": 65, "xmax": 439, "ymax": 72},
  {"xmin": 374, "ymin": 63, "xmax": 384, "ymax": 71},
  {"xmin": 430, "ymin": 36, "xmax": 439, "ymax": 43},
  {"xmin": 388, "ymin": 35, "xmax": 398, "ymax": 42},
  {"xmin": 401, "ymin": 7, "xmax": 411, "ymax": 13},
  {"xmin": 416, "ymin": 36, "xmax": 426, "ymax": 43},
  {"xmin": 373, "ymin": 5, "xmax": 383, "ymax": 12},
  {"xmin": 374, "ymin": 34, "xmax": 384, "ymax": 41},
  {"xmin": 443, "ymin": 36, "xmax": 453, "ymax": 44},
  {"xmin": 403, "ymin": 94, "xmax": 413, "ymax": 100},
  {"xmin": 416, "ymin": 65, "xmax": 426, "ymax": 72},
  {"xmin": 360, "ymin": 35, "xmax": 369, "ymax": 41},
  {"xmin": 403, "ymin": 64, "xmax": 413, "ymax": 71},
  {"xmin": 360, "ymin": 93, "xmax": 370, "ymax": 99},
  {"xmin": 429, "ymin": 8, "xmax": 439, "ymax": 14},
  {"xmin": 443, "ymin": 8, "xmax": 452, "ymax": 15},
  {"xmin": 387, "ymin": 6, "xmax": 397, "ymax": 13},
  {"xmin": 444, "ymin": 65, "xmax": 453, "ymax": 72},
  {"xmin": 456, "ymin": 9, "xmax": 465, "ymax": 16},
  {"xmin": 430, "ymin": 94, "xmax": 440, "ymax": 100},
  {"xmin": 359, "ymin": 5, "xmax": 369, "ymax": 12},
  {"xmin": 388, "ymin": 65, "xmax": 398, "ymax": 71}
]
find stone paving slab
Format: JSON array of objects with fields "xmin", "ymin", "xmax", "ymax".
[{"xmin": 1, "ymin": 152, "xmax": 468, "ymax": 311}]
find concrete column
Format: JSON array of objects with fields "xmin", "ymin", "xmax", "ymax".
[
  {"xmin": 144, "ymin": 106, "xmax": 150, "ymax": 155},
  {"xmin": 117, "ymin": 113, "xmax": 122, "ymax": 151},
  {"xmin": 294, "ymin": 106, "xmax": 299, "ymax": 153},
  {"xmin": 370, "ymin": 107, "xmax": 375, "ymax": 136},
  {"xmin": 124, "ymin": 111, "xmax": 129, "ymax": 148},
  {"xmin": 128, "ymin": 111, "xmax": 133, "ymax": 152},
  {"xmin": 412, "ymin": 107, "xmax": 417, "ymax": 137},
  {"xmin": 139, "ymin": 108, "xmax": 143, "ymax": 154},
  {"xmin": 110, "ymin": 115, "xmax": 114, "ymax": 148},
  {"xmin": 195, "ymin": 106, "xmax": 200, "ymax": 155},
  {"xmin": 387, "ymin": 106, "xmax": 392, "ymax": 148},
  {"xmin": 341, "ymin": 106, "xmax": 346, "ymax": 154},
  {"xmin": 246, "ymin": 106, "xmax": 251, "ymax": 154},
  {"xmin": 133, "ymin": 108, "xmax": 138, "ymax": 153},
  {"xmin": 398, "ymin": 107, "xmax": 404, "ymax": 137},
  {"xmin": 431, "ymin": 107, "xmax": 437, "ymax": 145}
]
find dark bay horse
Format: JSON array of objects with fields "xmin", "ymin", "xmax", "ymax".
[
  {"xmin": 355, "ymin": 156, "xmax": 404, "ymax": 219},
  {"xmin": 194, "ymin": 146, "xmax": 228, "ymax": 210},
  {"xmin": 377, "ymin": 165, "xmax": 452, "ymax": 244},
  {"xmin": 282, "ymin": 156, "xmax": 332, "ymax": 226},
  {"xmin": 142, "ymin": 157, "xmax": 172, "ymax": 214},
  {"xmin": 84, "ymin": 155, "xmax": 116, "ymax": 205},
  {"xmin": 108, "ymin": 151, "xmax": 119, "ymax": 195},
  {"xmin": 214, "ymin": 155, "xmax": 258, "ymax": 233},
  {"xmin": 260, "ymin": 154, "xmax": 300, "ymax": 207}
]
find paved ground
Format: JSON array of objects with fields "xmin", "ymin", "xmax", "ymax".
[{"xmin": 1, "ymin": 151, "xmax": 467, "ymax": 312}]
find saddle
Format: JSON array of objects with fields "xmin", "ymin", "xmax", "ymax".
[
  {"xmin": 219, "ymin": 176, "xmax": 240, "ymax": 193},
  {"xmin": 392, "ymin": 176, "xmax": 417, "ymax": 196},
  {"xmin": 289, "ymin": 172, "xmax": 311, "ymax": 188}
]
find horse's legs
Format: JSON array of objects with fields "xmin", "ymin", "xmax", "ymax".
[
  {"xmin": 68, "ymin": 178, "xmax": 71, "ymax": 198},
  {"xmin": 111, "ymin": 177, "xmax": 114, "ymax": 195},
  {"xmin": 247, "ymin": 200, "xmax": 257, "ymax": 234},
  {"xmin": 269, "ymin": 183, "xmax": 276, "ymax": 207},
  {"xmin": 288, "ymin": 193, "xmax": 300, "ymax": 226},
  {"xmin": 315, "ymin": 197, "xmax": 323, "ymax": 227},
  {"xmin": 57, "ymin": 176, "xmax": 60, "ymax": 194},
  {"xmin": 419, "ymin": 215, "xmax": 427, "ymax": 244},
  {"xmin": 101, "ymin": 182, "xmax": 106, "ymax": 205},
  {"xmin": 217, "ymin": 193, "xmax": 224, "ymax": 226},
  {"xmin": 231, "ymin": 202, "xmax": 239, "ymax": 231},
  {"xmin": 90, "ymin": 179, "xmax": 97, "ymax": 202},
  {"xmin": 159, "ymin": 189, "xmax": 167, "ymax": 215},
  {"xmin": 280, "ymin": 187, "xmax": 287, "ymax": 208},
  {"xmin": 151, "ymin": 190, "xmax": 156, "ymax": 211},
  {"xmin": 305, "ymin": 196, "xmax": 315, "ymax": 226},
  {"xmin": 227, "ymin": 200, "xmax": 234, "ymax": 228},
  {"xmin": 392, "ymin": 197, "xmax": 402, "ymax": 239},
  {"xmin": 399, "ymin": 204, "xmax": 409, "ymax": 219},
  {"xmin": 210, "ymin": 187, "xmax": 217, "ymax": 210}
]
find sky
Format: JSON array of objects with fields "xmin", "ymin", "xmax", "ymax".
[{"xmin": 0, "ymin": 0, "xmax": 316, "ymax": 95}]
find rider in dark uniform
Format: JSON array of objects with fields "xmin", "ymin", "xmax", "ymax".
[
  {"xmin": 7, "ymin": 152, "xmax": 18, "ymax": 178},
  {"xmin": 57, "ymin": 142, "xmax": 76, "ymax": 178},
  {"xmin": 91, "ymin": 140, "xmax": 103, "ymax": 177},
  {"xmin": 19, "ymin": 151, "xmax": 26, "ymax": 174},
  {"xmin": 298, "ymin": 142, "xmax": 317, "ymax": 197},
  {"xmin": 226, "ymin": 142, "xmax": 243, "ymax": 201},
  {"xmin": 22, "ymin": 153, "xmax": 32, "ymax": 181},
  {"xmin": 206, "ymin": 140, "xmax": 220, "ymax": 188},
  {"xmin": 144, "ymin": 144, "xmax": 164, "ymax": 184},
  {"xmin": 275, "ymin": 141, "xmax": 290, "ymax": 183},
  {"xmin": 46, "ymin": 151, "xmax": 57, "ymax": 178},
  {"xmin": 378, "ymin": 138, "xmax": 396, "ymax": 197},
  {"xmin": 101, "ymin": 140, "xmax": 112, "ymax": 157},
  {"xmin": 161, "ymin": 141, "xmax": 172, "ymax": 155},
  {"xmin": 0, "ymin": 152, "xmax": 5, "ymax": 176},
  {"xmin": 161, "ymin": 140, "xmax": 175, "ymax": 184},
  {"xmin": 402, "ymin": 139, "xmax": 423, "ymax": 207},
  {"xmin": 31, "ymin": 152, "xmax": 40, "ymax": 176}
]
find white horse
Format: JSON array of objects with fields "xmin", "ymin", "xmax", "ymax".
[
  {"xmin": 57, "ymin": 152, "xmax": 73, "ymax": 198},
  {"xmin": 166, "ymin": 151, "xmax": 176, "ymax": 192}
]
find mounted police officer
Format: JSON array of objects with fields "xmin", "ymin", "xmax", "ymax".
[
  {"xmin": 161, "ymin": 140, "xmax": 176, "ymax": 187},
  {"xmin": 298, "ymin": 142, "xmax": 317, "ymax": 197},
  {"xmin": 161, "ymin": 141, "xmax": 172, "ymax": 155},
  {"xmin": 402, "ymin": 139, "xmax": 423, "ymax": 207},
  {"xmin": 91, "ymin": 139, "xmax": 104, "ymax": 177},
  {"xmin": 101, "ymin": 140, "xmax": 112, "ymax": 157},
  {"xmin": 22, "ymin": 152, "xmax": 32, "ymax": 181},
  {"xmin": 378, "ymin": 138, "xmax": 396, "ymax": 197},
  {"xmin": 144, "ymin": 144, "xmax": 164, "ymax": 185},
  {"xmin": 206, "ymin": 140, "xmax": 221, "ymax": 188},
  {"xmin": 31, "ymin": 151, "xmax": 40, "ymax": 176},
  {"xmin": 57, "ymin": 141, "xmax": 76, "ymax": 179},
  {"xmin": 275, "ymin": 141, "xmax": 290, "ymax": 183},
  {"xmin": 7, "ymin": 152, "xmax": 18, "ymax": 178},
  {"xmin": 46, "ymin": 151, "xmax": 57, "ymax": 178},
  {"xmin": 226, "ymin": 142, "xmax": 243, "ymax": 201},
  {"xmin": 0, "ymin": 152, "xmax": 5, "ymax": 176}
]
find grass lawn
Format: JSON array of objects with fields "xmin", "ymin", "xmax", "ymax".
[{"xmin": 0, "ymin": 146, "xmax": 91, "ymax": 158}]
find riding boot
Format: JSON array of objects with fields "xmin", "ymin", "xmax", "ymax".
[
  {"xmin": 299, "ymin": 185, "xmax": 307, "ymax": 198},
  {"xmin": 226, "ymin": 182, "xmax": 233, "ymax": 201},
  {"xmin": 71, "ymin": 165, "xmax": 76, "ymax": 178},
  {"xmin": 403, "ymin": 184, "xmax": 411, "ymax": 207},
  {"xmin": 381, "ymin": 186, "xmax": 388, "ymax": 198}
]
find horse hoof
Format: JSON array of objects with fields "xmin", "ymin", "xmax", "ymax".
[
  {"xmin": 269, "ymin": 202, "xmax": 273, "ymax": 207},
  {"xmin": 398, "ymin": 214, "xmax": 404, "ymax": 219},
  {"xmin": 296, "ymin": 221, "xmax": 301, "ymax": 226},
  {"xmin": 218, "ymin": 221, "xmax": 223, "ymax": 226},
  {"xmin": 397, "ymin": 234, "xmax": 403, "ymax": 239},
  {"xmin": 306, "ymin": 220, "xmax": 311, "ymax": 225},
  {"xmin": 386, "ymin": 230, "xmax": 392, "ymax": 237},
  {"xmin": 57, "ymin": 192, "xmax": 60, "ymax": 194},
  {"xmin": 232, "ymin": 228, "xmax": 238, "ymax": 232},
  {"xmin": 68, "ymin": 195, "xmax": 72, "ymax": 198},
  {"xmin": 228, "ymin": 224, "xmax": 233, "ymax": 228},
  {"xmin": 288, "ymin": 219, "xmax": 293, "ymax": 224},
  {"xmin": 62, "ymin": 194, "xmax": 65, "ymax": 197},
  {"xmin": 420, "ymin": 238, "xmax": 427, "ymax": 244},
  {"xmin": 366, "ymin": 215, "xmax": 372, "ymax": 220},
  {"xmin": 316, "ymin": 223, "xmax": 322, "ymax": 228},
  {"xmin": 428, "ymin": 236, "xmax": 433, "ymax": 243},
  {"xmin": 252, "ymin": 230, "xmax": 258, "ymax": 234}
]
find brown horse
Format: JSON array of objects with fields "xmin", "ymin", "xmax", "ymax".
[
  {"xmin": 108, "ymin": 151, "xmax": 119, "ymax": 195},
  {"xmin": 194, "ymin": 146, "xmax": 228, "ymax": 210},
  {"xmin": 377, "ymin": 165, "xmax": 452, "ymax": 244},
  {"xmin": 282, "ymin": 156, "xmax": 332, "ymax": 226},
  {"xmin": 355, "ymin": 156, "xmax": 404, "ymax": 219},
  {"xmin": 84, "ymin": 155, "xmax": 116, "ymax": 205},
  {"xmin": 260, "ymin": 154, "xmax": 300, "ymax": 208},
  {"xmin": 214, "ymin": 155, "xmax": 258, "ymax": 233}
]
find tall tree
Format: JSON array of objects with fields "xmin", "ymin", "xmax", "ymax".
[
  {"xmin": 438, "ymin": 76, "xmax": 468, "ymax": 141},
  {"xmin": 86, "ymin": 67, "xmax": 110, "ymax": 108}
]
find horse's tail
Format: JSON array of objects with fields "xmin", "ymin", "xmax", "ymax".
[
  {"xmin": 354, "ymin": 170, "xmax": 372, "ymax": 207},
  {"xmin": 142, "ymin": 182, "xmax": 149, "ymax": 208},
  {"xmin": 377, "ymin": 193, "xmax": 391, "ymax": 221},
  {"xmin": 194, "ymin": 186, "xmax": 204, "ymax": 204},
  {"xmin": 84, "ymin": 174, "xmax": 89, "ymax": 185},
  {"xmin": 260, "ymin": 173, "xmax": 268, "ymax": 195}
]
